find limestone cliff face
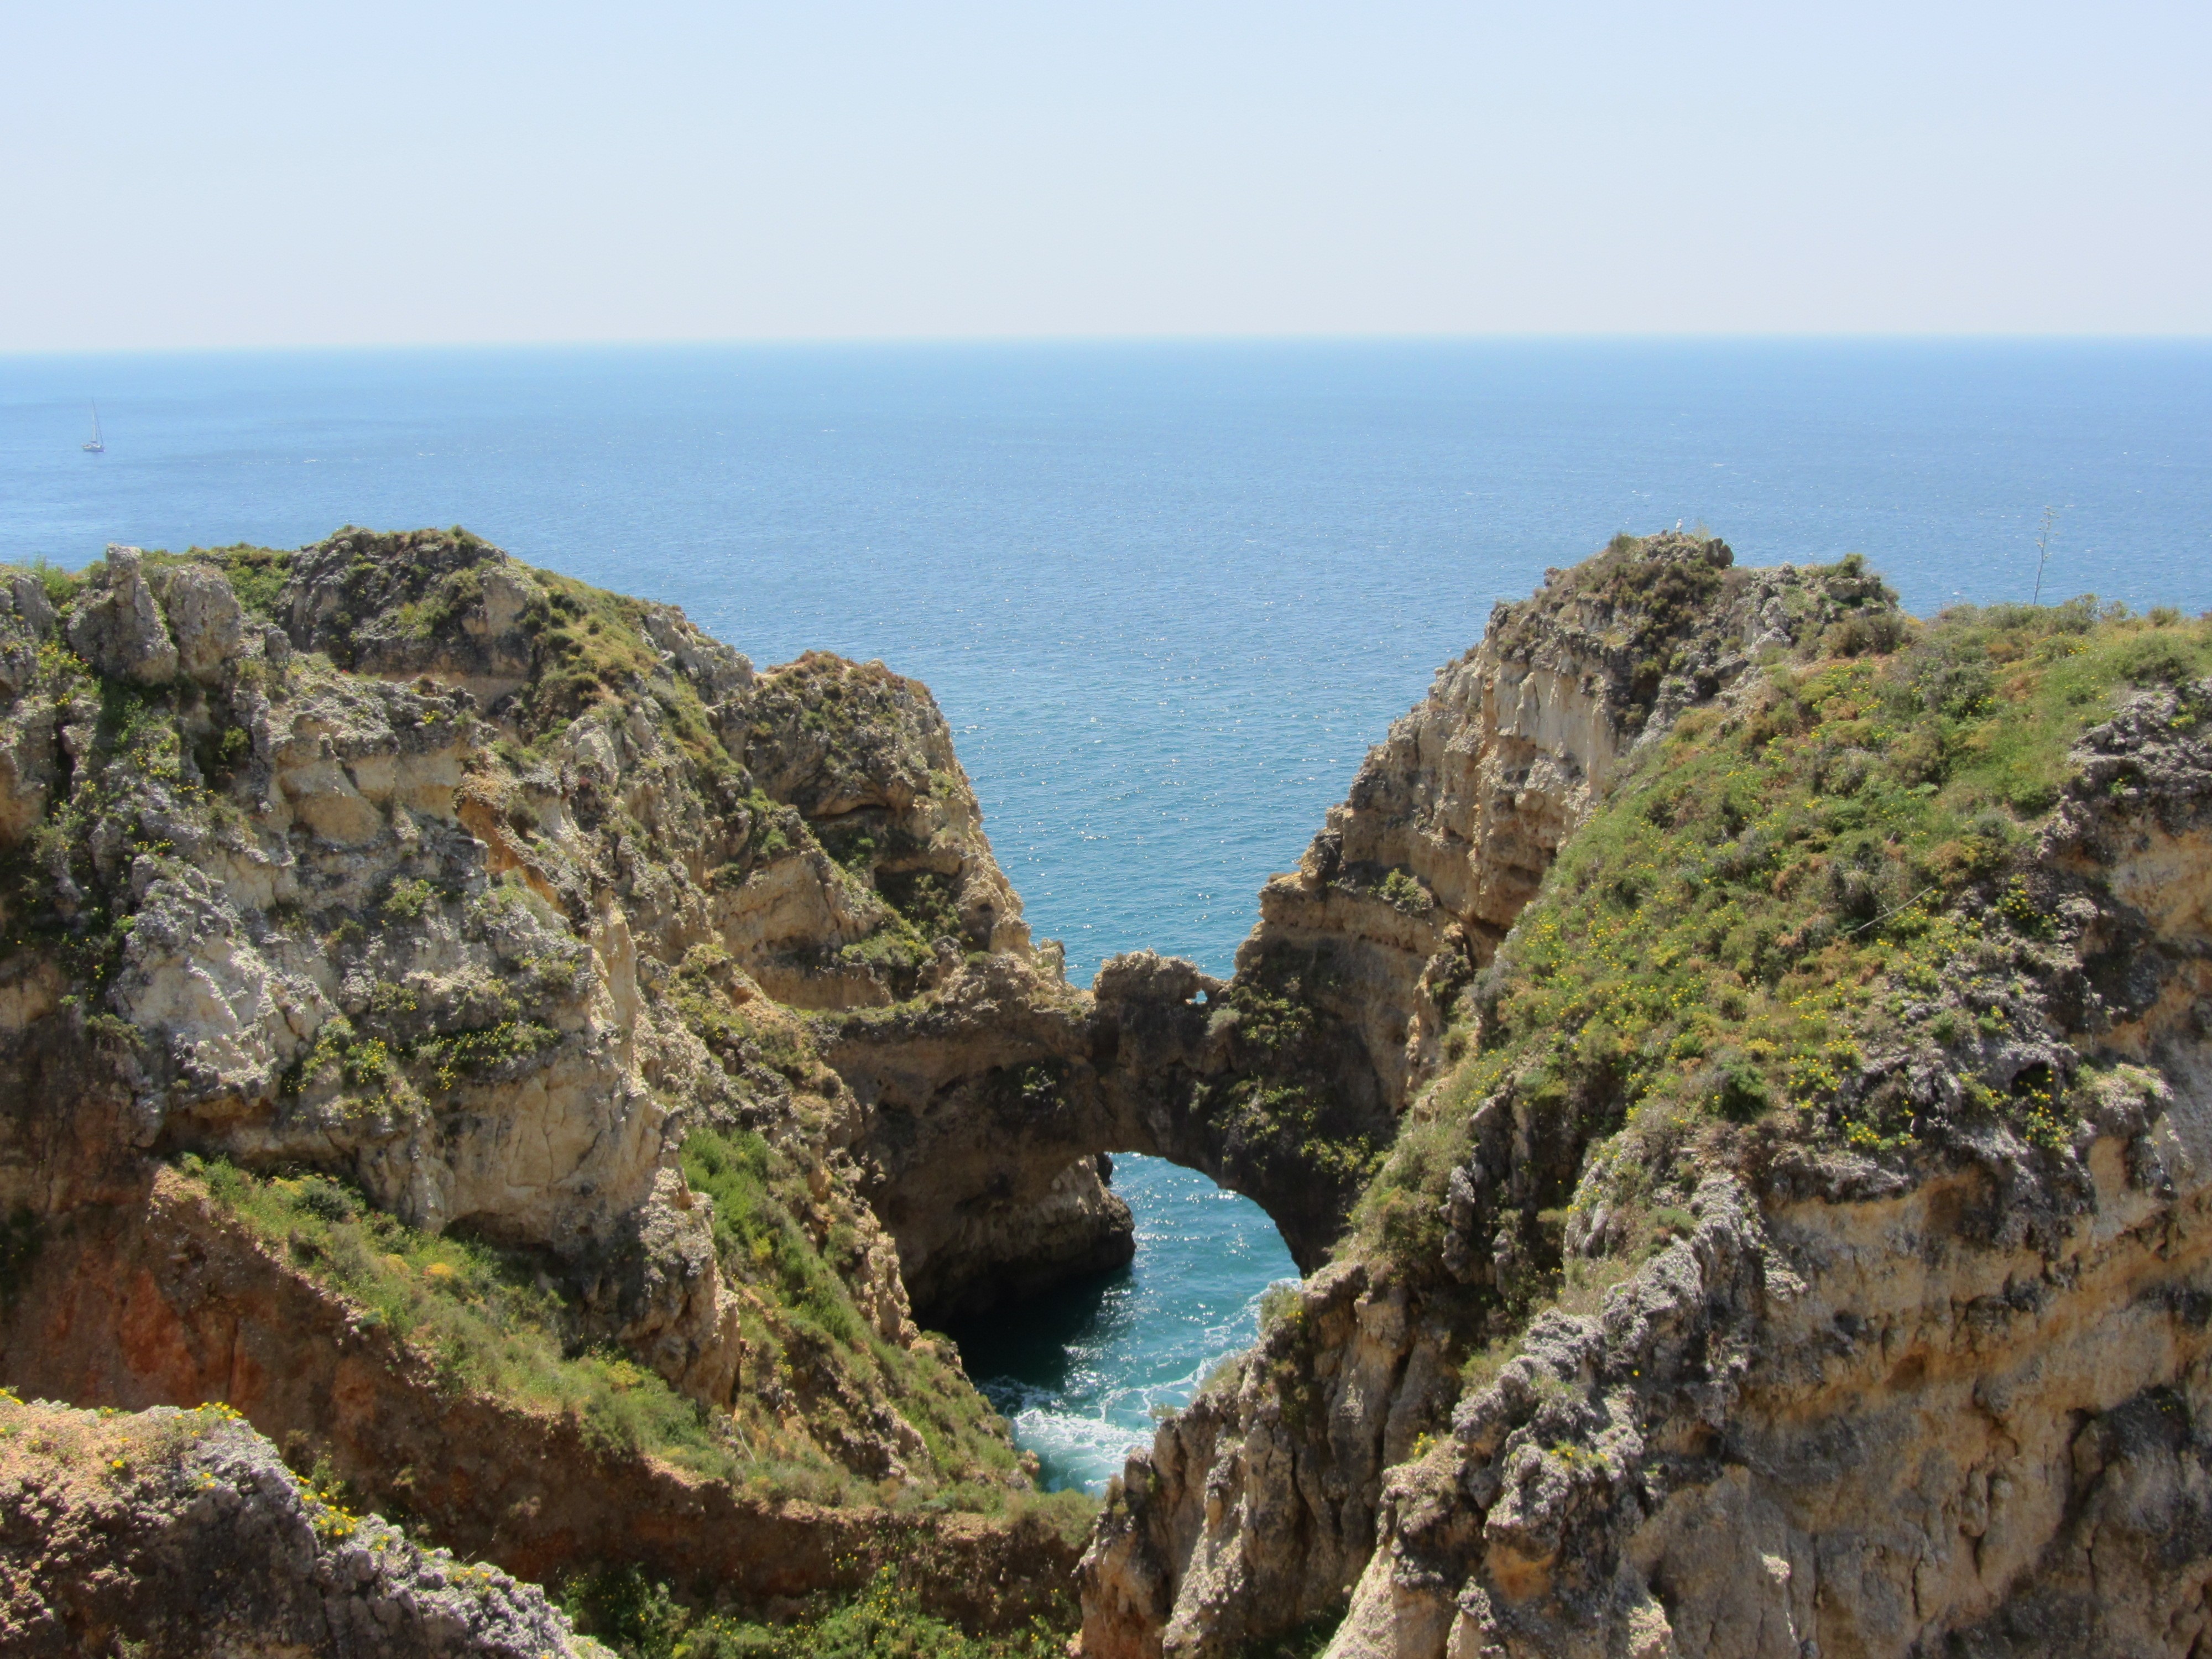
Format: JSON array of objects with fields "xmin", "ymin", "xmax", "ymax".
[
  {"xmin": 1078, "ymin": 552, "xmax": 2212, "ymax": 1659},
  {"xmin": 1238, "ymin": 535, "xmax": 1900, "ymax": 1138},
  {"xmin": 17, "ymin": 521, "xmax": 2211, "ymax": 1659},
  {"xmin": 0, "ymin": 529, "xmax": 1084, "ymax": 1557}
]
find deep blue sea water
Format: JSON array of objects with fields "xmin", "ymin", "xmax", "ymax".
[{"xmin": 3, "ymin": 340, "xmax": 2207, "ymax": 1487}]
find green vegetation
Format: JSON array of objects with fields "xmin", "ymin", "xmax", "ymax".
[
  {"xmin": 410, "ymin": 1016, "xmax": 562, "ymax": 1091},
  {"xmin": 735, "ymin": 790, "xmax": 802, "ymax": 865},
  {"xmin": 685, "ymin": 1126, "xmax": 867, "ymax": 1347},
  {"xmin": 1377, "ymin": 868, "xmax": 1432, "ymax": 915},
  {"xmin": 205, "ymin": 544, "xmax": 292, "ymax": 621},
  {"xmin": 1195, "ymin": 972, "xmax": 1385, "ymax": 1201},
  {"xmin": 520, "ymin": 571, "xmax": 713, "ymax": 753},
  {"xmin": 0, "ymin": 526, "xmax": 1063, "ymax": 1538},
  {"xmin": 0, "ymin": 558, "xmax": 85, "ymax": 607},
  {"xmin": 392, "ymin": 564, "xmax": 487, "ymax": 644},
  {"xmin": 381, "ymin": 877, "xmax": 440, "ymax": 920},
  {"xmin": 181, "ymin": 1156, "xmax": 743, "ymax": 1481},
  {"xmin": 680, "ymin": 1126, "xmax": 1032, "ymax": 1500},
  {"xmin": 561, "ymin": 1564, "xmax": 1071, "ymax": 1659},
  {"xmin": 1357, "ymin": 596, "xmax": 2212, "ymax": 1283},
  {"xmin": 0, "ymin": 643, "xmax": 205, "ymax": 995},
  {"xmin": 877, "ymin": 868, "xmax": 966, "ymax": 945},
  {"xmin": 276, "ymin": 990, "xmax": 561, "ymax": 1111},
  {"xmin": 834, "ymin": 921, "xmax": 931, "ymax": 979}
]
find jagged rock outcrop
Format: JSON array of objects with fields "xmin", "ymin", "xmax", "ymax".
[
  {"xmin": 1078, "ymin": 554, "xmax": 2212, "ymax": 1659},
  {"xmin": 831, "ymin": 537, "xmax": 1844, "ymax": 1326},
  {"xmin": 824, "ymin": 945, "xmax": 1343, "ymax": 1314},
  {"xmin": 1337, "ymin": 1131, "xmax": 2212, "ymax": 1659},
  {"xmin": 156, "ymin": 560, "xmax": 248, "ymax": 685},
  {"xmin": 14, "ymin": 521, "xmax": 2209, "ymax": 1659},
  {"xmin": 0, "ymin": 1392, "xmax": 599, "ymax": 1657},
  {"xmin": 1079, "ymin": 1257, "xmax": 1462, "ymax": 1659},
  {"xmin": 65, "ymin": 546, "xmax": 179, "ymax": 686},
  {"xmin": 0, "ymin": 528, "xmax": 1091, "ymax": 1591}
]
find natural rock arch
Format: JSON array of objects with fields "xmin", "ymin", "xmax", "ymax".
[
  {"xmin": 824, "ymin": 535, "xmax": 1891, "ymax": 1322},
  {"xmin": 819, "ymin": 948, "xmax": 1391, "ymax": 1322}
]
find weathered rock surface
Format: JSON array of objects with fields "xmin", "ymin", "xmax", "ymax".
[
  {"xmin": 1078, "ymin": 556, "xmax": 2212, "ymax": 1659},
  {"xmin": 0, "ymin": 528, "xmax": 1093, "ymax": 1593},
  {"xmin": 155, "ymin": 560, "xmax": 247, "ymax": 685},
  {"xmin": 12, "ymin": 522, "xmax": 2209, "ymax": 1659},
  {"xmin": 65, "ymin": 546, "xmax": 179, "ymax": 685},
  {"xmin": 1239, "ymin": 536, "xmax": 1899, "ymax": 1136},
  {"xmin": 831, "ymin": 541, "xmax": 1910, "ymax": 1310},
  {"xmin": 0, "ymin": 1392, "xmax": 599, "ymax": 1657}
]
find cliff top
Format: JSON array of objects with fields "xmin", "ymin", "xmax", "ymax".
[
  {"xmin": 0, "ymin": 525, "xmax": 1052, "ymax": 1535},
  {"xmin": 1358, "ymin": 587, "xmax": 2212, "ymax": 1306}
]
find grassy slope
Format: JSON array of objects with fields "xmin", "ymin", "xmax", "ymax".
[{"xmin": 1357, "ymin": 594, "xmax": 2211, "ymax": 1338}]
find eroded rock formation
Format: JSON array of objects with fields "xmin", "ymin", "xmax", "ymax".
[
  {"xmin": 7, "ymin": 523, "xmax": 2210, "ymax": 1659},
  {"xmin": 0, "ymin": 529, "xmax": 1095, "ymax": 1609},
  {"xmin": 1232, "ymin": 536, "xmax": 1901, "ymax": 1135},
  {"xmin": 1078, "ymin": 546, "xmax": 2212, "ymax": 1659}
]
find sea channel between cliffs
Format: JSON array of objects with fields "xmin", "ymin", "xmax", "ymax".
[{"xmin": 2, "ymin": 525, "xmax": 2210, "ymax": 1659}]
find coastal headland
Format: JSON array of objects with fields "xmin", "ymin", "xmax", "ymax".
[{"xmin": 2, "ymin": 528, "xmax": 2208, "ymax": 1657}]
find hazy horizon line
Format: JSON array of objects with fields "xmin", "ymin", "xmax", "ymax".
[{"xmin": 9, "ymin": 330, "xmax": 2212, "ymax": 363}]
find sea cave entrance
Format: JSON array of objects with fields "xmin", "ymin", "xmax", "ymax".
[{"xmin": 943, "ymin": 1154, "xmax": 1297, "ymax": 1492}]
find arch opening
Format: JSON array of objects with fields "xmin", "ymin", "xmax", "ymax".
[{"xmin": 942, "ymin": 1153, "xmax": 1296, "ymax": 1493}]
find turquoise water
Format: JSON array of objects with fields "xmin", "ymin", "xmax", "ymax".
[
  {"xmin": 946, "ymin": 1155, "xmax": 1296, "ymax": 1489},
  {"xmin": 3, "ymin": 340, "xmax": 2208, "ymax": 1488}
]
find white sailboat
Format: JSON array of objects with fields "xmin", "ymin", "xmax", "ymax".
[{"xmin": 82, "ymin": 403, "xmax": 105, "ymax": 453}]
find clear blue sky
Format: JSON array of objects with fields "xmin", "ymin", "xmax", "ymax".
[{"xmin": 7, "ymin": 1, "xmax": 2207, "ymax": 348}]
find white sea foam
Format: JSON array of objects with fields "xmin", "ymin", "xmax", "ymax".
[{"xmin": 959, "ymin": 1155, "xmax": 1301, "ymax": 1491}]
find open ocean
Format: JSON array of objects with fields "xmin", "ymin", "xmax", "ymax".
[{"xmin": 4, "ymin": 338, "xmax": 2206, "ymax": 1486}]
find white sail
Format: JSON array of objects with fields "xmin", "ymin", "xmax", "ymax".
[{"xmin": 82, "ymin": 402, "xmax": 103, "ymax": 453}]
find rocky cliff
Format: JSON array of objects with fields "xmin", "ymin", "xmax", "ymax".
[
  {"xmin": 0, "ymin": 528, "xmax": 1094, "ymax": 1620},
  {"xmin": 8, "ymin": 523, "xmax": 2211, "ymax": 1659},
  {"xmin": 1079, "ymin": 541, "xmax": 2212, "ymax": 1659}
]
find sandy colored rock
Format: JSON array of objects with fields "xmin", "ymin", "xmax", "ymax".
[
  {"xmin": 158, "ymin": 562, "xmax": 248, "ymax": 684},
  {"xmin": 1079, "ymin": 556, "xmax": 2212, "ymax": 1659},
  {"xmin": 0, "ymin": 525, "xmax": 1066, "ymax": 1528}
]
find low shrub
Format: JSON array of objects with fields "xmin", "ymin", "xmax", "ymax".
[
  {"xmin": 561, "ymin": 1564, "xmax": 1071, "ymax": 1659},
  {"xmin": 1351, "ymin": 593, "xmax": 2212, "ymax": 1282}
]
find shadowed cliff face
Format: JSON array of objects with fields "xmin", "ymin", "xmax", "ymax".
[{"xmin": 1076, "ymin": 562, "xmax": 2212, "ymax": 1659}]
